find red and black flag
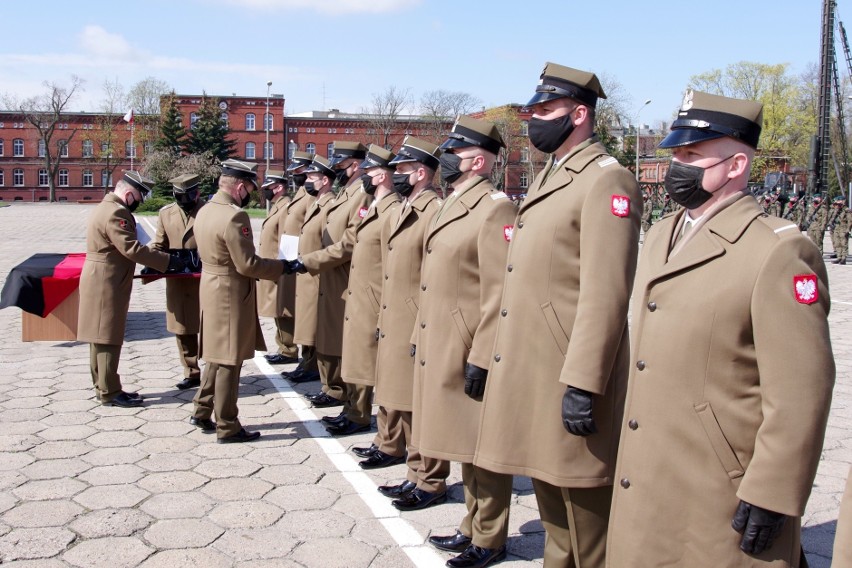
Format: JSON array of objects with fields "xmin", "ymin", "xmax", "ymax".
[{"xmin": 0, "ymin": 253, "xmax": 85, "ymax": 317}]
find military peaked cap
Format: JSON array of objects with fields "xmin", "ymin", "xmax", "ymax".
[
  {"xmin": 221, "ymin": 159, "xmax": 258, "ymax": 180},
  {"xmin": 123, "ymin": 171, "xmax": 156, "ymax": 196},
  {"xmin": 261, "ymin": 169, "xmax": 288, "ymax": 188},
  {"xmin": 389, "ymin": 136, "xmax": 442, "ymax": 171},
  {"xmin": 329, "ymin": 141, "xmax": 368, "ymax": 168},
  {"xmin": 287, "ymin": 150, "xmax": 314, "ymax": 172},
  {"xmin": 305, "ymin": 155, "xmax": 336, "ymax": 179},
  {"xmin": 526, "ymin": 62, "xmax": 607, "ymax": 108},
  {"xmin": 168, "ymin": 173, "xmax": 201, "ymax": 194},
  {"xmin": 439, "ymin": 115, "xmax": 505, "ymax": 155},
  {"xmin": 359, "ymin": 145, "xmax": 396, "ymax": 170},
  {"xmin": 659, "ymin": 89, "xmax": 763, "ymax": 149}
]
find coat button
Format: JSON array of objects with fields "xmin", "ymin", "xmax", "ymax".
[
  {"xmin": 628, "ymin": 419, "xmax": 638, "ymax": 430},
  {"xmin": 380, "ymin": 332, "xmax": 385, "ymax": 338},
  {"xmin": 421, "ymin": 322, "xmax": 426, "ymax": 328},
  {"xmin": 382, "ymin": 304, "xmax": 387, "ymax": 309},
  {"xmin": 647, "ymin": 301, "xmax": 657, "ymax": 311},
  {"xmin": 427, "ymin": 247, "xmax": 432, "ymax": 254},
  {"xmin": 345, "ymin": 316, "xmax": 349, "ymax": 321},
  {"xmin": 518, "ymin": 221, "xmax": 524, "ymax": 228},
  {"xmin": 420, "ymin": 360, "xmax": 425, "ymax": 366},
  {"xmin": 421, "ymin": 284, "xmax": 426, "ymax": 291},
  {"xmin": 385, "ymin": 274, "xmax": 389, "ymax": 280},
  {"xmin": 494, "ymin": 354, "xmax": 501, "ymax": 362},
  {"xmin": 636, "ymin": 360, "xmax": 646, "ymax": 371},
  {"xmin": 620, "ymin": 478, "xmax": 631, "ymax": 489},
  {"xmin": 348, "ymin": 290, "xmax": 352, "ymax": 295},
  {"xmin": 501, "ymin": 309, "xmax": 508, "ymax": 317},
  {"xmin": 507, "ymin": 265, "xmax": 513, "ymax": 272},
  {"xmin": 388, "ymin": 244, "xmax": 393, "ymax": 250}
]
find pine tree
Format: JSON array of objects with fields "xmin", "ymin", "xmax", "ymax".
[
  {"xmin": 155, "ymin": 93, "xmax": 187, "ymax": 156},
  {"xmin": 184, "ymin": 93, "xmax": 236, "ymax": 161}
]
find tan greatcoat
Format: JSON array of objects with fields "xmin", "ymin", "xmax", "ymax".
[
  {"xmin": 474, "ymin": 139, "xmax": 641, "ymax": 488},
  {"xmin": 280, "ymin": 187, "xmax": 312, "ymax": 317},
  {"xmin": 301, "ymin": 180, "xmax": 371, "ymax": 357},
  {"xmin": 77, "ymin": 193, "xmax": 170, "ymax": 345},
  {"xmin": 412, "ymin": 176, "xmax": 516, "ymax": 463},
  {"xmin": 375, "ymin": 189, "xmax": 441, "ymax": 411},
  {"xmin": 257, "ymin": 195, "xmax": 289, "ymax": 317},
  {"xmin": 293, "ymin": 191, "xmax": 331, "ymax": 347},
  {"xmin": 151, "ymin": 201, "xmax": 203, "ymax": 335},
  {"xmin": 341, "ymin": 191, "xmax": 401, "ymax": 385},
  {"xmin": 607, "ymin": 195, "xmax": 835, "ymax": 567},
  {"xmin": 194, "ymin": 190, "xmax": 284, "ymax": 365}
]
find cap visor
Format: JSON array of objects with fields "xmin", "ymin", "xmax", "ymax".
[
  {"xmin": 524, "ymin": 91, "xmax": 564, "ymax": 108},
  {"xmin": 658, "ymin": 129, "xmax": 725, "ymax": 149},
  {"xmin": 439, "ymin": 138, "xmax": 472, "ymax": 151},
  {"xmin": 388, "ymin": 154, "xmax": 415, "ymax": 165}
]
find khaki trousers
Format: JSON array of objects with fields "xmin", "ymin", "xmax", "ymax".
[
  {"xmin": 175, "ymin": 334, "xmax": 201, "ymax": 380},
  {"xmin": 317, "ymin": 353, "xmax": 345, "ymax": 400},
  {"xmin": 192, "ymin": 362, "xmax": 243, "ymax": 438},
  {"xmin": 460, "ymin": 464, "xmax": 513, "ymax": 549},
  {"xmin": 376, "ymin": 407, "xmax": 407, "ymax": 458},
  {"xmin": 89, "ymin": 343, "xmax": 123, "ymax": 401},
  {"xmin": 532, "ymin": 479, "xmax": 612, "ymax": 568},
  {"xmin": 344, "ymin": 383, "xmax": 373, "ymax": 426},
  {"xmin": 299, "ymin": 344, "xmax": 319, "ymax": 372},
  {"xmin": 274, "ymin": 316, "xmax": 298, "ymax": 357}
]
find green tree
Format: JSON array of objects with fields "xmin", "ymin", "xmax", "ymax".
[
  {"xmin": 184, "ymin": 93, "xmax": 235, "ymax": 161},
  {"xmin": 155, "ymin": 93, "xmax": 187, "ymax": 156}
]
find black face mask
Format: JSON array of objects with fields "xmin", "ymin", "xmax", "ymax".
[
  {"xmin": 292, "ymin": 173, "xmax": 307, "ymax": 187},
  {"xmin": 126, "ymin": 194, "xmax": 140, "ymax": 213},
  {"xmin": 392, "ymin": 172, "xmax": 415, "ymax": 197},
  {"xmin": 528, "ymin": 111, "xmax": 576, "ymax": 154},
  {"xmin": 664, "ymin": 155, "xmax": 734, "ymax": 210},
  {"xmin": 304, "ymin": 181, "xmax": 319, "ymax": 196},
  {"xmin": 335, "ymin": 168, "xmax": 351, "ymax": 187},
  {"xmin": 262, "ymin": 188, "xmax": 275, "ymax": 201},
  {"xmin": 175, "ymin": 190, "xmax": 198, "ymax": 212},
  {"xmin": 360, "ymin": 174, "xmax": 376, "ymax": 195},
  {"xmin": 439, "ymin": 153, "xmax": 464, "ymax": 184},
  {"xmin": 238, "ymin": 184, "xmax": 253, "ymax": 208}
]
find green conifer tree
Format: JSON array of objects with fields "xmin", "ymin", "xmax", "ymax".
[
  {"xmin": 184, "ymin": 93, "xmax": 236, "ymax": 161},
  {"xmin": 155, "ymin": 93, "xmax": 187, "ymax": 156}
]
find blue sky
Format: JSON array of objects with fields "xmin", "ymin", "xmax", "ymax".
[{"xmin": 0, "ymin": 0, "xmax": 827, "ymax": 127}]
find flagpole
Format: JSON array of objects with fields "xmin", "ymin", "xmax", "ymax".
[{"xmin": 130, "ymin": 121, "xmax": 135, "ymax": 171}]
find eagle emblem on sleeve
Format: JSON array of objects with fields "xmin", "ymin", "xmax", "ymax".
[
  {"xmin": 611, "ymin": 195, "xmax": 630, "ymax": 217},
  {"xmin": 503, "ymin": 225, "xmax": 514, "ymax": 242},
  {"xmin": 793, "ymin": 274, "xmax": 818, "ymax": 304},
  {"xmin": 359, "ymin": 207, "xmax": 368, "ymax": 218}
]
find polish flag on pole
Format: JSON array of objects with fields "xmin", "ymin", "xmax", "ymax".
[{"xmin": 123, "ymin": 109, "xmax": 134, "ymax": 124}]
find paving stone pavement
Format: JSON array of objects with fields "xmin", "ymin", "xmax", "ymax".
[{"xmin": 0, "ymin": 203, "xmax": 848, "ymax": 567}]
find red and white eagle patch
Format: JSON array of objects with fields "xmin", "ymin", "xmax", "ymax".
[
  {"xmin": 358, "ymin": 207, "xmax": 368, "ymax": 218},
  {"xmin": 241, "ymin": 226, "xmax": 251, "ymax": 239},
  {"xmin": 611, "ymin": 195, "xmax": 630, "ymax": 217},
  {"xmin": 118, "ymin": 219, "xmax": 127, "ymax": 229},
  {"xmin": 793, "ymin": 274, "xmax": 818, "ymax": 304},
  {"xmin": 503, "ymin": 225, "xmax": 514, "ymax": 242}
]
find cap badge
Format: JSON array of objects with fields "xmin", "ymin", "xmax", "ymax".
[
  {"xmin": 793, "ymin": 275, "xmax": 818, "ymax": 304},
  {"xmin": 681, "ymin": 89, "xmax": 694, "ymax": 112},
  {"xmin": 611, "ymin": 195, "xmax": 630, "ymax": 217},
  {"xmin": 503, "ymin": 225, "xmax": 514, "ymax": 242}
]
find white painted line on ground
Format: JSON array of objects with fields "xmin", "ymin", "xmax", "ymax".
[
  {"xmin": 835, "ymin": 300, "xmax": 852, "ymax": 306},
  {"xmin": 254, "ymin": 355, "xmax": 446, "ymax": 568}
]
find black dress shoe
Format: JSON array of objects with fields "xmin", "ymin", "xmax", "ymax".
[
  {"xmin": 175, "ymin": 378, "xmax": 201, "ymax": 390},
  {"xmin": 304, "ymin": 391, "xmax": 323, "ymax": 401},
  {"xmin": 325, "ymin": 418, "xmax": 370, "ymax": 436},
  {"xmin": 392, "ymin": 488, "xmax": 447, "ymax": 511},
  {"xmin": 283, "ymin": 368, "xmax": 320, "ymax": 383},
  {"xmin": 321, "ymin": 411, "xmax": 347, "ymax": 424},
  {"xmin": 189, "ymin": 416, "xmax": 216, "ymax": 432},
  {"xmin": 125, "ymin": 391, "xmax": 142, "ymax": 399},
  {"xmin": 265, "ymin": 353, "xmax": 300, "ymax": 365},
  {"xmin": 352, "ymin": 444, "xmax": 379, "ymax": 458},
  {"xmin": 446, "ymin": 544, "xmax": 507, "ymax": 568},
  {"xmin": 359, "ymin": 450, "xmax": 405, "ymax": 469},
  {"xmin": 378, "ymin": 480, "xmax": 416, "ymax": 498},
  {"xmin": 217, "ymin": 428, "xmax": 261, "ymax": 444},
  {"xmin": 429, "ymin": 530, "xmax": 473, "ymax": 553},
  {"xmin": 311, "ymin": 393, "xmax": 343, "ymax": 408},
  {"xmin": 104, "ymin": 392, "xmax": 143, "ymax": 408}
]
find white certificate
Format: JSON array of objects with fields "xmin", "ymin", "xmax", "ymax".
[{"xmin": 279, "ymin": 235, "xmax": 300, "ymax": 260}]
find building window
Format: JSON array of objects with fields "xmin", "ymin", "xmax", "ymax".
[
  {"xmin": 519, "ymin": 171, "xmax": 529, "ymax": 189},
  {"xmin": 101, "ymin": 170, "xmax": 111, "ymax": 188},
  {"xmin": 83, "ymin": 170, "xmax": 93, "ymax": 187},
  {"xmin": 220, "ymin": 112, "xmax": 228, "ymax": 126},
  {"xmin": 306, "ymin": 142, "xmax": 316, "ymax": 155},
  {"xmin": 39, "ymin": 169, "xmax": 49, "ymax": 186},
  {"xmin": 125, "ymin": 141, "xmax": 136, "ymax": 158},
  {"xmin": 0, "ymin": 169, "xmax": 4, "ymax": 186},
  {"xmin": 246, "ymin": 113, "xmax": 256, "ymax": 131},
  {"xmin": 246, "ymin": 142, "xmax": 256, "ymax": 159},
  {"xmin": 13, "ymin": 169, "xmax": 24, "ymax": 186},
  {"xmin": 190, "ymin": 112, "xmax": 199, "ymax": 129},
  {"xmin": 288, "ymin": 140, "xmax": 296, "ymax": 160},
  {"xmin": 13, "ymin": 139, "xmax": 24, "ymax": 157},
  {"xmin": 520, "ymin": 147, "xmax": 529, "ymax": 163},
  {"xmin": 0, "ymin": 139, "xmax": 4, "ymax": 156},
  {"xmin": 143, "ymin": 141, "xmax": 153, "ymax": 155},
  {"xmin": 101, "ymin": 142, "xmax": 113, "ymax": 158},
  {"xmin": 38, "ymin": 140, "xmax": 46, "ymax": 157},
  {"xmin": 59, "ymin": 169, "xmax": 69, "ymax": 187},
  {"xmin": 264, "ymin": 113, "xmax": 273, "ymax": 131},
  {"xmin": 263, "ymin": 142, "xmax": 273, "ymax": 160},
  {"xmin": 327, "ymin": 143, "xmax": 334, "ymax": 158},
  {"xmin": 82, "ymin": 140, "xmax": 93, "ymax": 158},
  {"xmin": 59, "ymin": 139, "xmax": 69, "ymax": 158},
  {"xmin": 521, "ymin": 121, "xmax": 529, "ymax": 136}
]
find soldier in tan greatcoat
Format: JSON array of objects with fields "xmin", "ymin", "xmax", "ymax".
[
  {"xmin": 191, "ymin": 160, "xmax": 286, "ymax": 443},
  {"xmin": 320, "ymin": 145, "xmax": 400, "ymax": 437},
  {"xmin": 607, "ymin": 91, "xmax": 834, "ymax": 567},
  {"xmin": 77, "ymin": 171, "xmax": 176, "ymax": 408},
  {"xmin": 150, "ymin": 173, "xmax": 204, "ymax": 391},
  {"xmin": 836, "ymin": 467, "xmax": 852, "ymax": 568},
  {"xmin": 279, "ymin": 152, "xmax": 319, "ymax": 381},
  {"xmin": 358, "ymin": 138, "xmax": 446, "ymax": 490},
  {"xmin": 257, "ymin": 169, "xmax": 299, "ymax": 366},
  {"xmin": 399, "ymin": 117, "xmax": 516, "ymax": 565},
  {"xmin": 469, "ymin": 63, "xmax": 641, "ymax": 568},
  {"xmin": 289, "ymin": 142, "xmax": 372, "ymax": 415}
]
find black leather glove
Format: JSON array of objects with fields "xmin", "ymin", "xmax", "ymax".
[
  {"xmin": 561, "ymin": 386, "xmax": 597, "ymax": 436},
  {"xmin": 288, "ymin": 259, "xmax": 307, "ymax": 274},
  {"xmin": 166, "ymin": 253, "xmax": 187, "ymax": 274},
  {"xmin": 140, "ymin": 266, "xmax": 161, "ymax": 276},
  {"xmin": 464, "ymin": 363, "xmax": 488, "ymax": 399},
  {"xmin": 174, "ymin": 248, "xmax": 201, "ymax": 272},
  {"xmin": 410, "ymin": 344, "xmax": 416, "ymax": 357},
  {"xmin": 731, "ymin": 500, "xmax": 786, "ymax": 555}
]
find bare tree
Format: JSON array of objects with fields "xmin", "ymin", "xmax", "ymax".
[
  {"xmin": 419, "ymin": 90, "xmax": 481, "ymax": 143},
  {"xmin": 483, "ymin": 105, "xmax": 525, "ymax": 192},
  {"xmin": 127, "ymin": 77, "xmax": 172, "ymax": 152},
  {"xmin": 91, "ymin": 78, "xmax": 129, "ymax": 194},
  {"xmin": 2, "ymin": 75, "xmax": 84, "ymax": 202},
  {"xmin": 361, "ymin": 86, "xmax": 412, "ymax": 149}
]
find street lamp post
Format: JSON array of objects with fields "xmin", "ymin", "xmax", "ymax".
[
  {"xmin": 265, "ymin": 81, "xmax": 272, "ymax": 212},
  {"xmin": 635, "ymin": 99, "xmax": 652, "ymax": 182}
]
